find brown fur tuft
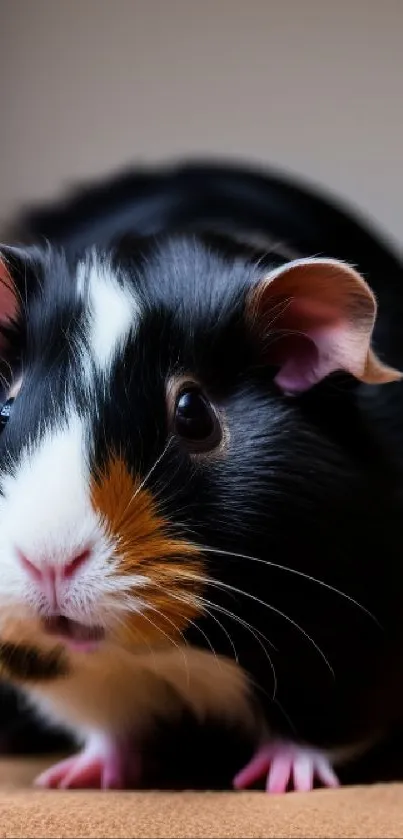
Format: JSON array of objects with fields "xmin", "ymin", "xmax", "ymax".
[{"xmin": 91, "ymin": 457, "xmax": 204, "ymax": 647}]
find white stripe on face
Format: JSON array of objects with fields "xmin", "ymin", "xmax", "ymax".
[
  {"xmin": 0, "ymin": 412, "xmax": 100, "ymax": 573},
  {"xmin": 77, "ymin": 255, "xmax": 141, "ymax": 374}
]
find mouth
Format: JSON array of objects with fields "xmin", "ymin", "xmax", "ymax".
[{"xmin": 43, "ymin": 616, "xmax": 105, "ymax": 652}]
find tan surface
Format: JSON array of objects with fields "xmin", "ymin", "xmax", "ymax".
[{"xmin": 0, "ymin": 758, "xmax": 402, "ymax": 838}]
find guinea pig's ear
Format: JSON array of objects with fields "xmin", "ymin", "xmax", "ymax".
[
  {"xmin": 0, "ymin": 245, "xmax": 39, "ymax": 352},
  {"xmin": 246, "ymin": 257, "xmax": 402, "ymax": 394},
  {"xmin": 0, "ymin": 249, "xmax": 21, "ymax": 325}
]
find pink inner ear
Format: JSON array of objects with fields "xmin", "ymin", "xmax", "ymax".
[
  {"xmin": 269, "ymin": 297, "xmax": 348, "ymax": 393},
  {"xmin": 0, "ymin": 260, "xmax": 18, "ymax": 352},
  {"xmin": 274, "ymin": 338, "xmax": 320, "ymax": 393},
  {"xmin": 251, "ymin": 258, "xmax": 401, "ymax": 393}
]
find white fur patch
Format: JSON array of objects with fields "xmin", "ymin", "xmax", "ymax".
[
  {"xmin": 77, "ymin": 255, "xmax": 141, "ymax": 374},
  {"xmin": 0, "ymin": 413, "xmax": 96, "ymax": 566}
]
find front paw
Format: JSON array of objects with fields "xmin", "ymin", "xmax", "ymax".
[
  {"xmin": 233, "ymin": 740, "xmax": 339, "ymax": 794},
  {"xmin": 34, "ymin": 735, "xmax": 141, "ymax": 790}
]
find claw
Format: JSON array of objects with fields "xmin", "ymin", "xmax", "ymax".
[{"xmin": 233, "ymin": 740, "xmax": 339, "ymax": 794}]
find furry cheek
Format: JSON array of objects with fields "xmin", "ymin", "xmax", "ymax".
[{"xmin": 90, "ymin": 456, "xmax": 204, "ymax": 647}]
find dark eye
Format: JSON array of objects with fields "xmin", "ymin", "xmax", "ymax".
[
  {"xmin": 174, "ymin": 386, "xmax": 222, "ymax": 452},
  {"xmin": 0, "ymin": 397, "xmax": 14, "ymax": 431}
]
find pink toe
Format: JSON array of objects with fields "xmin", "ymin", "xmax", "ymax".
[
  {"xmin": 266, "ymin": 756, "xmax": 292, "ymax": 794},
  {"xmin": 59, "ymin": 757, "xmax": 103, "ymax": 789},
  {"xmin": 315, "ymin": 757, "xmax": 340, "ymax": 789},
  {"xmin": 34, "ymin": 757, "xmax": 78, "ymax": 789},
  {"xmin": 35, "ymin": 744, "xmax": 138, "ymax": 791},
  {"xmin": 233, "ymin": 749, "xmax": 273, "ymax": 790},
  {"xmin": 234, "ymin": 740, "xmax": 338, "ymax": 796},
  {"xmin": 292, "ymin": 753, "xmax": 314, "ymax": 792}
]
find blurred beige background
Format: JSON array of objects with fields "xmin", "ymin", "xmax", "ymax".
[{"xmin": 1, "ymin": 0, "xmax": 402, "ymax": 247}]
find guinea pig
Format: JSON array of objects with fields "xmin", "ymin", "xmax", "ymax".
[{"xmin": 0, "ymin": 224, "xmax": 403, "ymax": 794}]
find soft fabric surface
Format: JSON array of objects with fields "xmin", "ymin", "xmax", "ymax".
[{"xmin": 0, "ymin": 758, "xmax": 402, "ymax": 838}]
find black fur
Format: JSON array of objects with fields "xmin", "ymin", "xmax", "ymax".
[
  {"xmin": 0, "ymin": 682, "xmax": 72, "ymax": 756},
  {"xmin": 0, "ymin": 642, "xmax": 68, "ymax": 681},
  {"xmin": 1, "ymin": 160, "xmax": 403, "ymax": 784}
]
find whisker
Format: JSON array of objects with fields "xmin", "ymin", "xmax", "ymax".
[
  {"xmin": 184, "ymin": 615, "xmax": 223, "ymax": 669},
  {"xmin": 139, "ymin": 604, "xmax": 191, "ymax": 688},
  {"xmin": 193, "ymin": 601, "xmax": 238, "ymax": 665},
  {"xmin": 158, "ymin": 570, "xmax": 278, "ymax": 697},
  {"xmin": 165, "ymin": 588, "xmax": 231, "ymax": 667},
  {"xmin": 143, "ymin": 469, "xmax": 199, "ymax": 525},
  {"xmin": 194, "ymin": 594, "xmax": 277, "ymax": 698},
  {"xmin": 109, "ymin": 610, "xmax": 159, "ymax": 678},
  {"xmin": 179, "ymin": 571, "xmax": 335, "ymax": 679},
  {"xmin": 192, "ymin": 544, "xmax": 379, "ymax": 627},
  {"xmin": 111, "ymin": 577, "xmax": 225, "ymax": 680},
  {"xmin": 273, "ymin": 697, "xmax": 298, "ymax": 737},
  {"xmin": 120, "ymin": 436, "xmax": 174, "ymax": 520}
]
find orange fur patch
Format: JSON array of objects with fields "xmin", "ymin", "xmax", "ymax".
[{"xmin": 91, "ymin": 457, "xmax": 204, "ymax": 648}]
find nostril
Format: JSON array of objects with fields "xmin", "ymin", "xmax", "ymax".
[
  {"xmin": 17, "ymin": 547, "xmax": 92, "ymax": 582},
  {"xmin": 64, "ymin": 548, "xmax": 92, "ymax": 579},
  {"xmin": 17, "ymin": 551, "xmax": 42, "ymax": 582}
]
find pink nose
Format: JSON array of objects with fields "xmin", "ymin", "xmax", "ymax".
[{"xmin": 18, "ymin": 549, "xmax": 91, "ymax": 608}]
